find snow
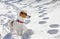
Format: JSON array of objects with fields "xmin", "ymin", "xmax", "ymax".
[{"xmin": 0, "ymin": 0, "xmax": 60, "ymax": 39}]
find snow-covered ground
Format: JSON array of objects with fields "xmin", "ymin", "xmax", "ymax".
[{"xmin": 0, "ymin": 0, "xmax": 60, "ymax": 39}]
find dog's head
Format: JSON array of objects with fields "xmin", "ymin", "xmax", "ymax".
[{"xmin": 19, "ymin": 10, "xmax": 31, "ymax": 18}]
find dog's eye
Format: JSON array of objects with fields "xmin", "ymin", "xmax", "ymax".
[{"xmin": 24, "ymin": 13, "xmax": 27, "ymax": 16}]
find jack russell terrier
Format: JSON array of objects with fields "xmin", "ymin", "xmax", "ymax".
[{"xmin": 9, "ymin": 10, "xmax": 31, "ymax": 36}]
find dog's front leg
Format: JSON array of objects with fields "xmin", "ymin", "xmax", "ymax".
[{"xmin": 17, "ymin": 25, "xmax": 23, "ymax": 36}]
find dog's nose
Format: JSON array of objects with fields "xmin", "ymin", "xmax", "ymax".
[
  {"xmin": 29, "ymin": 16, "xmax": 31, "ymax": 18},
  {"xmin": 27, "ymin": 15, "xmax": 31, "ymax": 18}
]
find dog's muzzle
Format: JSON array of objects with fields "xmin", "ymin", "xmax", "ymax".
[
  {"xmin": 27, "ymin": 15, "xmax": 31, "ymax": 18},
  {"xmin": 28, "ymin": 16, "xmax": 31, "ymax": 18}
]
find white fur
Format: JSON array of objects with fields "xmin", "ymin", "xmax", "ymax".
[{"xmin": 9, "ymin": 15, "xmax": 27, "ymax": 36}]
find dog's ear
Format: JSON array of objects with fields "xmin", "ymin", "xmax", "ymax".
[{"xmin": 20, "ymin": 11, "xmax": 27, "ymax": 16}]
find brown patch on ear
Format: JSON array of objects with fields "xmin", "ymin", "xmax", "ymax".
[
  {"xmin": 19, "ymin": 11, "xmax": 27, "ymax": 18},
  {"xmin": 20, "ymin": 11, "xmax": 27, "ymax": 16}
]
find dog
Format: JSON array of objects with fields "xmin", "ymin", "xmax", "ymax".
[{"xmin": 9, "ymin": 10, "xmax": 31, "ymax": 36}]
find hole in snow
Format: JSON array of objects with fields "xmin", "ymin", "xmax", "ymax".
[
  {"xmin": 39, "ymin": 21, "xmax": 47, "ymax": 24},
  {"xmin": 49, "ymin": 24, "xmax": 60, "ymax": 28},
  {"xmin": 47, "ymin": 29, "xmax": 58, "ymax": 34}
]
